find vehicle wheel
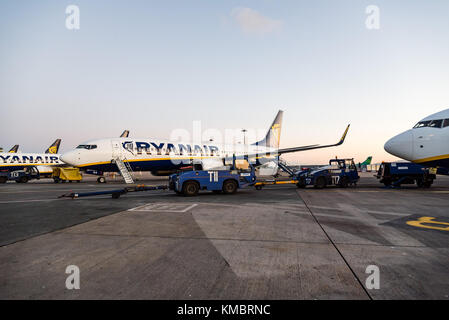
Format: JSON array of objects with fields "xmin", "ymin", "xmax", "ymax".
[
  {"xmin": 339, "ymin": 177, "xmax": 349, "ymax": 188},
  {"xmin": 0, "ymin": 177, "xmax": 7, "ymax": 184},
  {"xmin": 97, "ymin": 177, "xmax": 106, "ymax": 183},
  {"xmin": 19, "ymin": 177, "xmax": 29, "ymax": 183},
  {"xmin": 383, "ymin": 180, "xmax": 391, "ymax": 187},
  {"xmin": 69, "ymin": 180, "xmax": 73, "ymax": 183},
  {"xmin": 314, "ymin": 176, "xmax": 326, "ymax": 189},
  {"xmin": 222, "ymin": 180, "xmax": 238, "ymax": 194},
  {"xmin": 423, "ymin": 180, "xmax": 432, "ymax": 188},
  {"xmin": 255, "ymin": 185, "xmax": 263, "ymax": 190},
  {"xmin": 416, "ymin": 179, "xmax": 424, "ymax": 188},
  {"xmin": 111, "ymin": 193, "xmax": 121, "ymax": 199},
  {"xmin": 296, "ymin": 177, "xmax": 306, "ymax": 188},
  {"xmin": 182, "ymin": 181, "xmax": 199, "ymax": 196}
]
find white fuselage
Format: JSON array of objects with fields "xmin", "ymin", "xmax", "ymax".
[
  {"xmin": 61, "ymin": 138, "xmax": 277, "ymax": 172},
  {"xmin": 0, "ymin": 153, "xmax": 63, "ymax": 173},
  {"xmin": 384, "ymin": 108, "xmax": 449, "ymax": 168}
]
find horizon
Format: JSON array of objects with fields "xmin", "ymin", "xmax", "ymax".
[{"xmin": 1, "ymin": 1, "xmax": 449, "ymax": 164}]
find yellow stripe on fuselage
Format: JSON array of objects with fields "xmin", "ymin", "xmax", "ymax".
[{"xmin": 413, "ymin": 154, "xmax": 449, "ymax": 163}]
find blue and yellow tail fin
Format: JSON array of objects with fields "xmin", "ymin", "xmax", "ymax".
[{"xmin": 45, "ymin": 139, "xmax": 61, "ymax": 154}]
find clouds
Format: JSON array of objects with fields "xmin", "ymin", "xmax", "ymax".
[{"xmin": 231, "ymin": 7, "xmax": 283, "ymax": 35}]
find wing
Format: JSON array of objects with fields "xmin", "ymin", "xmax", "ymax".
[
  {"xmin": 277, "ymin": 124, "xmax": 350, "ymax": 154},
  {"xmin": 226, "ymin": 124, "xmax": 350, "ymax": 161}
]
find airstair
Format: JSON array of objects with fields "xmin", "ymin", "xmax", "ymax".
[
  {"xmin": 278, "ymin": 159, "xmax": 296, "ymax": 177},
  {"xmin": 115, "ymin": 157, "xmax": 135, "ymax": 184}
]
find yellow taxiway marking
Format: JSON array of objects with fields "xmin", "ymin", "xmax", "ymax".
[{"xmin": 406, "ymin": 216, "xmax": 449, "ymax": 231}]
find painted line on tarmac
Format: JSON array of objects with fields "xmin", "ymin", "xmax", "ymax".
[{"xmin": 307, "ymin": 205, "xmax": 410, "ymax": 217}]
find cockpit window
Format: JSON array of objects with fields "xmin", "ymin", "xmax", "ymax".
[
  {"xmin": 443, "ymin": 119, "xmax": 449, "ymax": 128},
  {"xmin": 429, "ymin": 119, "xmax": 443, "ymax": 128},
  {"xmin": 413, "ymin": 119, "xmax": 444, "ymax": 129},
  {"xmin": 413, "ymin": 121, "xmax": 431, "ymax": 128},
  {"xmin": 76, "ymin": 144, "xmax": 97, "ymax": 150}
]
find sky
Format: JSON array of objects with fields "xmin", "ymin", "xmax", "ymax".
[{"xmin": 1, "ymin": 0, "xmax": 448, "ymax": 164}]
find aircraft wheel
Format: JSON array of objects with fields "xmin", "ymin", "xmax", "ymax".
[
  {"xmin": 222, "ymin": 180, "xmax": 238, "ymax": 194},
  {"xmin": 97, "ymin": 177, "xmax": 106, "ymax": 183},
  {"xmin": 314, "ymin": 176, "xmax": 326, "ymax": 189},
  {"xmin": 183, "ymin": 181, "xmax": 199, "ymax": 196}
]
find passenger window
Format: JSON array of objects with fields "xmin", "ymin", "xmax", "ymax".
[{"xmin": 443, "ymin": 119, "xmax": 449, "ymax": 128}]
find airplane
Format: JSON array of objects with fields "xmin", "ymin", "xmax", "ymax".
[
  {"xmin": 60, "ymin": 111, "xmax": 350, "ymax": 182},
  {"xmin": 0, "ymin": 139, "xmax": 64, "ymax": 177},
  {"xmin": 0, "ymin": 132, "xmax": 130, "ymax": 179},
  {"xmin": 384, "ymin": 108, "xmax": 449, "ymax": 174}
]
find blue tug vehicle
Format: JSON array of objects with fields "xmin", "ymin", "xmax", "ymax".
[
  {"xmin": 295, "ymin": 158, "xmax": 359, "ymax": 189},
  {"xmin": 169, "ymin": 158, "xmax": 257, "ymax": 196}
]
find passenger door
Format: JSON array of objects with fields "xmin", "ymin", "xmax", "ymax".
[{"xmin": 111, "ymin": 140, "xmax": 122, "ymax": 160}]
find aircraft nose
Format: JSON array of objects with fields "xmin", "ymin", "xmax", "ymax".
[
  {"xmin": 60, "ymin": 151, "xmax": 79, "ymax": 166},
  {"xmin": 384, "ymin": 130, "xmax": 413, "ymax": 160}
]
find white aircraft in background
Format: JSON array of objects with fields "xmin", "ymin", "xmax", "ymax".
[
  {"xmin": 0, "ymin": 131, "xmax": 129, "ymax": 179},
  {"xmin": 0, "ymin": 139, "xmax": 63, "ymax": 177},
  {"xmin": 61, "ymin": 111, "xmax": 350, "ymax": 182},
  {"xmin": 384, "ymin": 108, "xmax": 449, "ymax": 174}
]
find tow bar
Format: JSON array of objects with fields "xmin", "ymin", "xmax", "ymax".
[{"xmin": 58, "ymin": 184, "xmax": 169, "ymax": 199}]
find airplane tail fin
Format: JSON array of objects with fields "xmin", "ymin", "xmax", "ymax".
[
  {"xmin": 252, "ymin": 110, "xmax": 283, "ymax": 148},
  {"xmin": 8, "ymin": 145, "xmax": 19, "ymax": 153},
  {"xmin": 365, "ymin": 156, "xmax": 373, "ymax": 165},
  {"xmin": 120, "ymin": 130, "xmax": 130, "ymax": 138},
  {"xmin": 45, "ymin": 139, "xmax": 61, "ymax": 154}
]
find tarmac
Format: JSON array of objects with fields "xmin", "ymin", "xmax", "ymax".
[{"xmin": 0, "ymin": 172, "xmax": 448, "ymax": 299}]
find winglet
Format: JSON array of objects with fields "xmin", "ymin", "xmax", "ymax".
[{"xmin": 337, "ymin": 124, "xmax": 350, "ymax": 145}]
